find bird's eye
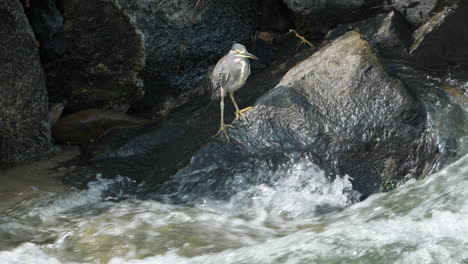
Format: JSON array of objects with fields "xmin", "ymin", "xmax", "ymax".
[{"xmin": 234, "ymin": 50, "xmax": 242, "ymax": 54}]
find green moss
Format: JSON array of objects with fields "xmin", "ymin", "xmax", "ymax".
[{"xmin": 379, "ymin": 180, "xmax": 399, "ymax": 192}]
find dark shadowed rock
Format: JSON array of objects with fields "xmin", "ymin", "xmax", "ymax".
[
  {"xmin": 0, "ymin": 0, "xmax": 51, "ymax": 163},
  {"xmin": 324, "ymin": 11, "xmax": 413, "ymax": 58},
  {"xmin": 47, "ymin": 0, "xmax": 146, "ymax": 112},
  {"xmin": 410, "ymin": 1, "xmax": 468, "ymax": 71},
  {"xmin": 162, "ymin": 32, "xmax": 439, "ymax": 199},
  {"xmin": 118, "ymin": 0, "xmax": 258, "ymax": 109},
  {"xmin": 52, "ymin": 0, "xmax": 257, "ymax": 112},
  {"xmin": 23, "ymin": 0, "xmax": 65, "ymax": 59}
]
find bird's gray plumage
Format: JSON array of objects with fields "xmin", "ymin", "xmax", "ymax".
[
  {"xmin": 210, "ymin": 43, "xmax": 257, "ymax": 140},
  {"xmin": 210, "ymin": 43, "xmax": 254, "ymax": 100}
]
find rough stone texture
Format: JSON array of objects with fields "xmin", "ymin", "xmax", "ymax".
[
  {"xmin": 161, "ymin": 32, "xmax": 439, "ymax": 199},
  {"xmin": 0, "ymin": 0, "xmax": 51, "ymax": 163},
  {"xmin": 324, "ymin": 11, "xmax": 413, "ymax": 58},
  {"xmin": 47, "ymin": 0, "xmax": 146, "ymax": 112},
  {"xmin": 410, "ymin": 1, "xmax": 468, "ymax": 71}
]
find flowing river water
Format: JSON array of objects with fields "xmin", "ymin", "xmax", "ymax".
[{"xmin": 1, "ymin": 68, "xmax": 468, "ymax": 264}]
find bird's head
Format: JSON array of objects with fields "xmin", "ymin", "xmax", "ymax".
[{"xmin": 229, "ymin": 43, "xmax": 258, "ymax": 60}]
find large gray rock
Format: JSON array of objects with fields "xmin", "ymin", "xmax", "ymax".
[
  {"xmin": 162, "ymin": 32, "xmax": 439, "ymax": 199},
  {"xmin": 0, "ymin": 0, "xmax": 51, "ymax": 163},
  {"xmin": 410, "ymin": 1, "xmax": 468, "ymax": 71}
]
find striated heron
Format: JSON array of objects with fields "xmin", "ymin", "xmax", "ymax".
[{"xmin": 210, "ymin": 43, "xmax": 258, "ymax": 140}]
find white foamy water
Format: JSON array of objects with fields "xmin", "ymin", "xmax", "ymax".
[{"xmin": 1, "ymin": 154, "xmax": 468, "ymax": 264}]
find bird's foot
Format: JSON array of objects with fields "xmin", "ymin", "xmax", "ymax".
[
  {"xmin": 213, "ymin": 123, "xmax": 235, "ymax": 140},
  {"xmin": 235, "ymin": 106, "xmax": 253, "ymax": 121}
]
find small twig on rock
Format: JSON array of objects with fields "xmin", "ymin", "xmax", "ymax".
[
  {"xmin": 190, "ymin": 0, "xmax": 204, "ymax": 24},
  {"xmin": 289, "ymin": 29, "xmax": 316, "ymax": 49},
  {"xmin": 176, "ymin": 45, "xmax": 185, "ymax": 74}
]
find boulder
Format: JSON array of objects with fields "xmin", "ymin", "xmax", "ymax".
[
  {"xmin": 0, "ymin": 0, "xmax": 51, "ymax": 163},
  {"xmin": 47, "ymin": 0, "xmax": 146, "ymax": 112},
  {"xmin": 410, "ymin": 1, "xmax": 468, "ymax": 71},
  {"xmin": 161, "ymin": 32, "xmax": 439, "ymax": 199}
]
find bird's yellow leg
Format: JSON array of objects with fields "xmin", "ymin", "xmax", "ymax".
[
  {"xmin": 213, "ymin": 90, "xmax": 234, "ymax": 140},
  {"xmin": 229, "ymin": 92, "xmax": 252, "ymax": 121}
]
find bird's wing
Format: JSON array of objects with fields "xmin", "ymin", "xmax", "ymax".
[{"xmin": 210, "ymin": 57, "xmax": 229, "ymax": 100}]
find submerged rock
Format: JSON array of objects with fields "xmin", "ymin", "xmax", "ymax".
[
  {"xmin": 410, "ymin": 1, "xmax": 468, "ymax": 71},
  {"xmin": 0, "ymin": 0, "xmax": 51, "ymax": 163},
  {"xmin": 164, "ymin": 32, "xmax": 439, "ymax": 199},
  {"xmin": 52, "ymin": 109, "xmax": 154, "ymax": 144}
]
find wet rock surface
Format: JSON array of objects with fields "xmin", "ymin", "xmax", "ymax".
[
  {"xmin": 161, "ymin": 32, "xmax": 439, "ymax": 199},
  {"xmin": 0, "ymin": 0, "xmax": 51, "ymax": 163}
]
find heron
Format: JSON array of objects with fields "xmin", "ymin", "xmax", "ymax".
[{"xmin": 210, "ymin": 43, "xmax": 258, "ymax": 140}]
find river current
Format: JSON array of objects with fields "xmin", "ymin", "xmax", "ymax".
[{"xmin": 1, "ymin": 152, "xmax": 468, "ymax": 264}]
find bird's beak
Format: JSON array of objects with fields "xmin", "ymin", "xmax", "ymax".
[{"xmin": 241, "ymin": 51, "xmax": 258, "ymax": 60}]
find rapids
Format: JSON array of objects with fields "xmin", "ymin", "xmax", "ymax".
[{"xmin": 1, "ymin": 153, "xmax": 468, "ymax": 263}]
